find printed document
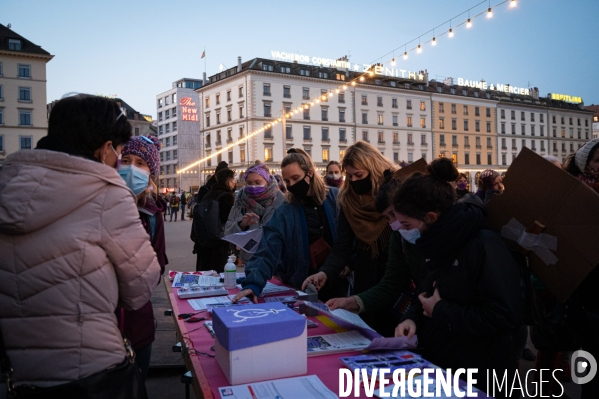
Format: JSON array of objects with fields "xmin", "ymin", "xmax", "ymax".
[{"xmin": 217, "ymin": 375, "xmax": 337, "ymax": 399}]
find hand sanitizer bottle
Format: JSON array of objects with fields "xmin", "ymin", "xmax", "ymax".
[{"xmin": 224, "ymin": 256, "xmax": 236, "ymax": 289}]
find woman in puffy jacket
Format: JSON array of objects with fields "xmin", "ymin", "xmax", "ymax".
[{"xmin": 0, "ymin": 95, "xmax": 161, "ymax": 393}]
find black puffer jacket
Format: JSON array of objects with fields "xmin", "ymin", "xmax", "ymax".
[{"xmin": 404, "ymin": 195, "xmax": 522, "ymax": 393}]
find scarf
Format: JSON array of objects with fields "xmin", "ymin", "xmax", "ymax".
[
  {"xmin": 341, "ymin": 189, "xmax": 391, "ymax": 259},
  {"xmin": 235, "ymin": 175, "xmax": 279, "ymax": 218},
  {"xmin": 578, "ymin": 173, "xmax": 599, "ymax": 194}
]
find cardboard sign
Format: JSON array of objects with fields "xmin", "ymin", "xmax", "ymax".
[
  {"xmin": 486, "ymin": 147, "xmax": 599, "ymax": 301},
  {"xmin": 394, "ymin": 158, "xmax": 428, "ymax": 180}
]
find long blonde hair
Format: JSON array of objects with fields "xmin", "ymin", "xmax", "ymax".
[
  {"xmin": 281, "ymin": 148, "xmax": 328, "ymax": 204},
  {"xmin": 338, "ymin": 141, "xmax": 396, "ymax": 207}
]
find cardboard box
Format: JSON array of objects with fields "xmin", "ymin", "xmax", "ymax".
[
  {"xmin": 486, "ymin": 147, "xmax": 599, "ymax": 301},
  {"xmin": 212, "ymin": 302, "xmax": 307, "ymax": 385}
]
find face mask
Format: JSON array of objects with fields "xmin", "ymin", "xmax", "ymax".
[
  {"xmin": 327, "ymin": 173, "xmax": 341, "ymax": 180},
  {"xmin": 399, "ymin": 222, "xmax": 423, "ymax": 244},
  {"xmin": 102, "ymin": 146, "xmax": 121, "ymax": 169},
  {"xmin": 586, "ymin": 165, "xmax": 599, "ymax": 178},
  {"xmin": 350, "ymin": 176, "xmax": 372, "ymax": 195},
  {"xmin": 245, "ymin": 184, "xmax": 266, "ymax": 197},
  {"xmin": 389, "ymin": 220, "xmax": 402, "ymax": 231},
  {"xmin": 325, "ymin": 176, "xmax": 342, "ymax": 188},
  {"xmin": 457, "ymin": 182, "xmax": 468, "ymax": 190},
  {"xmin": 287, "ymin": 173, "xmax": 310, "ymax": 200},
  {"xmin": 118, "ymin": 164, "xmax": 150, "ymax": 195}
]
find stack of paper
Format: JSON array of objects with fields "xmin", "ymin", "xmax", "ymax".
[{"xmin": 307, "ymin": 330, "xmax": 371, "ymax": 356}]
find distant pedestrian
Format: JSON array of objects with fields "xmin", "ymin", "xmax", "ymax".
[
  {"xmin": 180, "ymin": 191, "xmax": 187, "ymax": 221},
  {"xmin": 169, "ymin": 192, "xmax": 180, "ymax": 221}
]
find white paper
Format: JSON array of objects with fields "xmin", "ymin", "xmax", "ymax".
[
  {"xmin": 173, "ymin": 273, "xmax": 223, "ymax": 288},
  {"xmin": 307, "ymin": 331, "xmax": 371, "ymax": 355},
  {"xmin": 217, "ymin": 375, "xmax": 337, "ymax": 399},
  {"xmin": 188, "ymin": 296, "xmax": 232, "ymax": 311},
  {"xmin": 221, "ymin": 228, "xmax": 263, "ymax": 254}
]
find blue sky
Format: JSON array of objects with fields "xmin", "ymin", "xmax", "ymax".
[{"xmin": 2, "ymin": 0, "xmax": 598, "ymax": 119}]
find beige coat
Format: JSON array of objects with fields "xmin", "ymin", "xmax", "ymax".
[{"xmin": 0, "ymin": 150, "xmax": 161, "ymax": 387}]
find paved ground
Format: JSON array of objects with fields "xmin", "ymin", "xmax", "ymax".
[{"xmin": 145, "ymin": 218, "xmax": 582, "ymax": 399}]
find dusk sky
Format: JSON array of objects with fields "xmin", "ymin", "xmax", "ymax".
[{"xmin": 2, "ymin": 0, "xmax": 597, "ymax": 119}]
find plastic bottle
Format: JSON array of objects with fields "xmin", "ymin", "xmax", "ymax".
[{"xmin": 224, "ymin": 255, "xmax": 236, "ymax": 289}]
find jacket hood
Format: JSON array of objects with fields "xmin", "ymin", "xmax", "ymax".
[{"xmin": 0, "ymin": 150, "xmax": 135, "ymax": 235}]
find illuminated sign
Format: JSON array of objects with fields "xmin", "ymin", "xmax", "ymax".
[
  {"xmin": 143, "ymin": 115, "xmax": 153, "ymax": 122},
  {"xmin": 457, "ymin": 78, "xmax": 530, "ymax": 96},
  {"xmin": 180, "ymin": 97, "xmax": 199, "ymax": 121},
  {"xmin": 551, "ymin": 93, "xmax": 582, "ymax": 104},
  {"xmin": 270, "ymin": 50, "xmax": 426, "ymax": 81}
]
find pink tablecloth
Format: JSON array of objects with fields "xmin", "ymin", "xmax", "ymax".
[{"xmin": 168, "ymin": 284, "xmax": 371, "ymax": 398}]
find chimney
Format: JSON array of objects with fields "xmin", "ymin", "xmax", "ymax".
[
  {"xmin": 203, "ymin": 72, "xmax": 207, "ymax": 84},
  {"xmin": 532, "ymin": 87, "xmax": 539, "ymax": 100},
  {"xmin": 237, "ymin": 56, "xmax": 242, "ymax": 73}
]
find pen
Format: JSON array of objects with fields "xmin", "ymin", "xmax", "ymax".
[{"xmin": 204, "ymin": 322, "xmax": 215, "ymax": 337}]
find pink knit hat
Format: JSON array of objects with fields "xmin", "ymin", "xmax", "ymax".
[{"xmin": 122, "ymin": 135, "xmax": 161, "ymax": 179}]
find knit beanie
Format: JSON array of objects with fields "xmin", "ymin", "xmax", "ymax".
[
  {"xmin": 121, "ymin": 135, "xmax": 161, "ymax": 180},
  {"xmin": 575, "ymin": 138, "xmax": 599, "ymax": 172}
]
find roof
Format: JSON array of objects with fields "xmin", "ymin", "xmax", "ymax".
[{"xmin": 0, "ymin": 23, "xmax": 52, "ymax": 57}]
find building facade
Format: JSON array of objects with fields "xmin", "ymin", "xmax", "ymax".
[
  {"xmin": 196, "ymin": 57, "xmax": 433, "ymax": 182},
  {"xmin": 0, "ymin": 23, "xmax": 53, "ymax": 166},
  {"xmin": 156, "ymin": 78, "xmax": 203, "ymax": 193},
  {"xmin": 584, "ymin": 104, "xmax": 599, "ymax": 139}
]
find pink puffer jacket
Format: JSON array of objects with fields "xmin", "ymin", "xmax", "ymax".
[{"xmin": 0, "ymin": 150, "xmax": 161, "ymax": 388}]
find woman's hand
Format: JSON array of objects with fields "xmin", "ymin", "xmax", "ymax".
[
  {"xmin": 239, "ymin": 213, "xmax": 259, "ymax": 229},
  {"xmin": 326, "ymin": 296, "xmax": 359, "ymax": 313},
  {"xmin": 339, "ymin": 266, "xmax": 351, "ymax": 279},
  {"xmin": 395, "ymin": 319, "xmax": 417, "ymax": 338},
  {"xmin": 302, "ymin": 272, "xmax": 327, "ymax": 291},
  {"xmin": 419, "ymin": 286, "xmax": 442, "ymax": 317},
  {"xmin": 232, "ymin": 288, "xmax": 258, "ymax": 304}
]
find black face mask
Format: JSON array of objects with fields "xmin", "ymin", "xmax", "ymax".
[
  {"xmin": 288, "ymin": 174, "xmax": 311, "ymax": 200},
  {"xmin": 350, "ymin": 176, "xmax": 372, "ymax": 195}
]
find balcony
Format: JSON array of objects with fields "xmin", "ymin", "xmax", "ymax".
[
  {"xmin": 215, "ymin": 141, "xmax": 222, "ymax": 147},
  {"xmin": 227, "ymin": 138, "xmax": 233, "ymax": 144},
  {"xmin": 339, "ymin": 138, "xmax": 347, "ymax": 143},
  {"xmin": 393, "ymin": 140, "xmax": 400, "ymax": 145},
  {"xmin": 512, "ymin": 146, "xmax": 518, "ymax": 151},
  {"xmin": 439, "ymin": 142, "xmax": 446, "ymax": 147},
  {"xmin": 286, "ymin": 136, "xmax": 294, "ymax": 141},
  {"xmin": 476, "ymin": 145, "xmax": 482, "ymax": 149},
  {"xmin": 408, "ymin": 141, "xmax": 415, "ymax": 147},
  {"xmin": 378, "ymin": 140, "xmax": 385, "ymax": 144},
  {"xmin": 502, "ymin": 146, "xmax": 507, "ymax": 150},
  {"xmin": 421, "ymin": 142, "xmax": 428, "ymax": 147},
  {"xmin": 304, "ymin": 116, "xmax": 310, "ymax": 120},
  {"xmin": 284, "ymin": 94, "xmax": 291, "ymax": 98},
  {"xmin": 464, "ymin": 144, "xmax": 470, "ymax": 148},
  {"xmin": 322, "ymin": 117, "xmax": 328, "ymax": 122},
  {"xmin": 339, "ymin": 118, "xmax": 346, "ymax": 123},
  {"xmin": 452, "ymin": 144, "xmax": 459, "ymax": 148},
  {"xmin": 205, "ymin": 142, "xmax": 211, "ymax": 148},
  {"xmin": 393, "ymin": 122, "xmax": 398, "ymax": 127}
]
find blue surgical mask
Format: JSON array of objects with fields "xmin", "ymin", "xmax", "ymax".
[
  {"xmin": 399, "ymin": 222, "xmax": 423, "ymax": 244},
  {"xmin": 389, "ymin": 220, "xmax": 402, "ymax": 231},
  {"xmin": 118, "ymin": 164, "xmax": 150, "ymax": 195}
]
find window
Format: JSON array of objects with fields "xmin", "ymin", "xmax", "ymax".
[
  {"xmin": 173, "ymin": 135, "xmax": 178, "ymax": 145},
  {"xmin": 303, "ymin": 126, "xmax": 311, "ymax": 140},
  {"xmin": 362, "ymin": 113, "xmax": 368, "ymax": 124},
  {"xmin": 522, "ymin": 139, "xmax": 527, "ymax": 148},
  {"xmin": 303, "ymin": 106, "xmax": 310, "ymax": 120},
  {"xmin": 420, "ymin": 117, "xmax": 425, "ymax": 128},
  {"xmin": 19, "ymin": 110, "xmax": 31, "ymax": 126},
  {"xmin": 240, "ymin": 148, "xmax": 246, "ymax": 163},
  {"xmin": 164, "ymin": 95, "xmax": 169, "ymax": 106},
  {"xmin": 407, "ymin": 100, "xmax": 412, "ymax": 110},
  {"xmin": 165, "ymin": 137, "xmax": 170, "ymax": 147},
  {"xmin": 377, "ymin": 114, "xmax": 383, "ymax": 125},
  {"xmin": 318, "ymin": 71, "xmax": 328, "ymax": 79},
  {"xmin": 283, "ymin": 86, "xmax": 291, "ymax": 98},
  {"xmin": 361, "ymin": 95, "xmax": 368, "ymax": 105},
  {"xmin": 393, "ymin": 115, "xmax": 398, "ymax": 126},
  {"xmin": 302, "ymin": 88, "xmax": 310, "ymax": 100},
  {"xmin": 487, "ymin": 137, "xmax": 493, "ymax": 148},
  {"xmin": 377, "ymin": 97, "xmax": 383, "ymax": 107},
  {"xmin": 501, "ymin": 123, "xmax": 506, "ymax": 134},
  {"xmin": 18, "ymin": 64, "xmax": 30, "ymax": 78},
  {"xmin": 406, "ymin": 116, "xmax": 412, "ymax": 127},
  {"xmin": 172, "ymin": 107, "xmax": 177, "ymax": 118},
  {"xmin": 393, "ymin": 132, "xmax": 399, "ymax": 143},
  {"xmin": 227, "ymin": 129, "xmax": 232, "ymax": 143},
  {"xmin": 339, "ymin": 109, "xmax": 346, "ymax": 123},
  {"xmin": 172, "ymin": 93, "xmax": 176, "ymax": 103},
  {"xmin": 464, "ymin": 120, "xmax": 469, "ymax": 131},
  {"xmin": 264, "ymin": 125, "xmax": 272, "ymax": 139},
  {"xmin": 511, "ymin": 124, "xmax": 516, "ymax": 134},
  {"xmin": 322, "ymin": 127, "xmax": 329, "ymax": 141},
  {"xmin": 577, "ymin": 129, "xmax": 581, "ymax": 139},
  {"xmin": 439, "ymin": 102, "xmax": 444, "ymax": 113},
  {"xmin": 264, "ymin": 103, "xmax": 271, "ymax": 117},
  {"xmin": 451, "ymin": 104, "xmax": 456, "ymax": 114},
  {"xmin": 228, "ymin": 150, "xmax": 233, "ymax": 164},
  {"xmin": 486, "ymin": 122, "xmax": 491, "ymax": 133},
  {"xmin": 340, "ymin": 128, "xmax": 347, "ymax": 142},
  {"xmin": 206, "ymin": 114, "xmax": 211, "ymax": 127},
  {"xmin": 263, "ymin": 83, "xmax": 271, "ymax": 96},
  {"xmin": 158, "ymin": 112, "xmax": 163, "ymax": 122},
  {"xmin": 378, "ymin": 131, "xmax": 384, "ymax": 143},
  {"xmin": 501, "ymin": 138, "xmax": 506, "ymax": 149},
  {"xmin": 239, "ymin": 86, "xmax": 244, "ymax": 97},
  {"xmin": 393, "ymin": 152, "xmax": 399, "ymax": 162},
  {"xmin": 216, "ymin": 113, "xmax": 221, "ymax": 124},
  {"xmin": 540, "ymin": 125, "xmax": 544, "ymax": 136},
  {"xmin": 336, "ymin": 73, "xmax": 346, "ymax": 81},
  {"xmin": 262, "ymin": 63, "xmax": 274, "ymax": 71},
  {"xmin": 339, "ymin": 93, "xmax": 345, "ymax": 103},
  {"xmin": 0, "ymin": 84, "xmax": 2, "ymax": 100},
  {"xmin": 300, "ymin": 69, "xmax": 310, "ymax": 77},
  {"xmin": 0, "ymin": 109, "xmax": 3, "ymax": 125},
  {"xmin": 264, "ymin": 147, "xmax": 273, "ymax": 162},
  {"xmin": 540, "ymin": 114, "xmax": 544, "ymax": 123},
  {"xmin": 408, "ymin": 152, "xmax": 413, "ymax": 163},
  {"xmin": 486, "ymin": 108, "xmax": 491, "ymax": 117},
  {"xmin": 439, "ymin": 134, "xmax": 445, "ymax": 146},
  {"xmin": 408, "ymin": 133, "xmax": 414, "ymax": 145},
  {"xmin": 465, "ymin": 153, "xmax": 470, "ymax": 165},
  {"xmin": 452, "ymin": 135, "xmax": 458, "ymax": 146},
  {"xmin": 464, "ymin": 136, "xmax": 470, "ymax": 147},
  {"xmin": 476, "ymin": 154, "xmax": 481, "ymax": 165},
  {"xmin": 9, "ymin": 39, "xmax": 22, "ymax": 50},
  {"xmin": 487, "ymin": 153, "xmax": 493, "ymax": 165},
  {"xmin": 561, "ymin": 128, "xmax": 565, "ymax": 138},
  {"xmin": 215, "ymin": 94, "xmax": 220, "ymax": 105},
  {"xmin": 322, "ymin": 148, "xmax": 330, "ymax": 162},
  {"xmin": 439, "ymin": 117, "xmax": 445, "ymax": 129},
  {"xmin": 165, "ymin": 109, "xmax": 170, "ymax": 119},
  {"xmin": 475, "ymin": 120, "xmax": 480, "ymax": 132},
  {"xmin": 520, "ymin": 111, "xmax": 525, "ymax": 121},
  {"xmin": 227, "ymin": 90, "xmax": 231, "ymax": 102},
  {"xmin": 531, "ymin": 125, "xmax": 536, "ymax": 136},
  {"xmin": 569, "ymin": 128, "xmax": 573, "ymax": 138},
  {"xmin": 501, "ymin": 109, "xmax": 505, "ymax": 119},
  {"xmin": 452, "ymin": 118, "xmax": 457, "ymax": 130},
  {"xmin": 216, "ymin": 130, "xmax": 222, "ymax": 144},
  {"xmin": 475, "ymin": 107, "xmax": 480, "ymax": 117},
  {"xmin": 421, "ymin": 134, "xmax": 427, "ymax": 145},
  {"xmin": 392, "ymin": 98, "xmax": 398, "ymax": 108},
  {"xmin": 463, "ymin": 105, "xmax": 469, "ymax": 116},
  {"xmin": 239, "ymin": 105, "xmax": 244, "ymax": 118},
  {"xmin": 280, "ymin": 65, "xmax": 291, "ymax": 73},
  {"xmin": 19, "ymin": 87, "xmax": 31, "ymax": 102},
  {"xmin": 239, "ymin": 126, "xmax": 244, "ymax": 138},
  {"xmin": 420, "ymin": 101, "xmax": 425, "ymax": 111},
  {"xmin": 511, "ymin": 110, "xmax": 515, "ymax": 120},
  {"xmin": 362, "ymin": 130, "xmax": 369, "ymax": 142},
  {"xmin": 476, "ymin": 136, "xmax": 481, "ymax": 148},
  {"xmin": 205, "ymin": 97, "xmax": 210, "ymax": 108},
  {"xmin": 321, "ymin": 108, "xmax": 328, "ymax": 121},
  {"xmin": 173, "ymin": 150, "xmax": 178, "ymax": 160},
  {"xmin": 20, "ymin": 136, "xmax": 32, "ymax": 149},
  {"xmin": 530, "ymin": 112, "xmax": 535, "ymax": 122}
]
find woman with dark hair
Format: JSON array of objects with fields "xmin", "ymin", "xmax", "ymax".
[
  {"xmin": 325, "ymin": 160, "xmax": 343, "ymax": 188},
  {"xmin": 224, "ymin": 163, "xmax": 284, "ymax": 266},
  {"xmin": 232, "ymin": 148, "xmax": 342, "ymax": 303},
  {"xmin": 0, "ymin": 95, "xmax": 160, "ymax": 396},
  {"xmin": 455, "ymin": 172, "xmax": 470, "ymax": 199},
  {"xmin": 393, "ymin": 158, "xmax": 522, "ymax": 397}
]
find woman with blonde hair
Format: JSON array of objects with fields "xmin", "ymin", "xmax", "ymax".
[
  {"xmin": 233, "ymin": 148, "xmax": 346, "ymax": 303},
  {"xmin": 303, "ymin": 141, "xmax": 396, "ymax": 335}
]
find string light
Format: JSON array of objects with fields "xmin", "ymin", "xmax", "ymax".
[{"xmin": 178, "ymin": 0, "xmax": 517, "ymax": 174}]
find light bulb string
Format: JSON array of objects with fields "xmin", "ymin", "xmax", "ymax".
[{"xmin": 178, "ymin": 0, "xmax": 512, "ymax": 174}]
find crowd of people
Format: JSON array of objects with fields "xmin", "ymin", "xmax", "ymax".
[{"xmin": 0, "ymin": 93, "xmax": 597, "ymax": 398}]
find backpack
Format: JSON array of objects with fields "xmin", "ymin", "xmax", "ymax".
[
  {"xmin": 193, "ymin": 193, "xmax": 227, "ymax": 247},
  {"xmin": 170, "ymin": 196, "xmax": 180, "ymax": 208}
]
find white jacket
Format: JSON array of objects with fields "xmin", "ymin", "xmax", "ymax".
[{"xmin": 0, "ymin": 150, "xmax": 161, "ymax": 387}]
